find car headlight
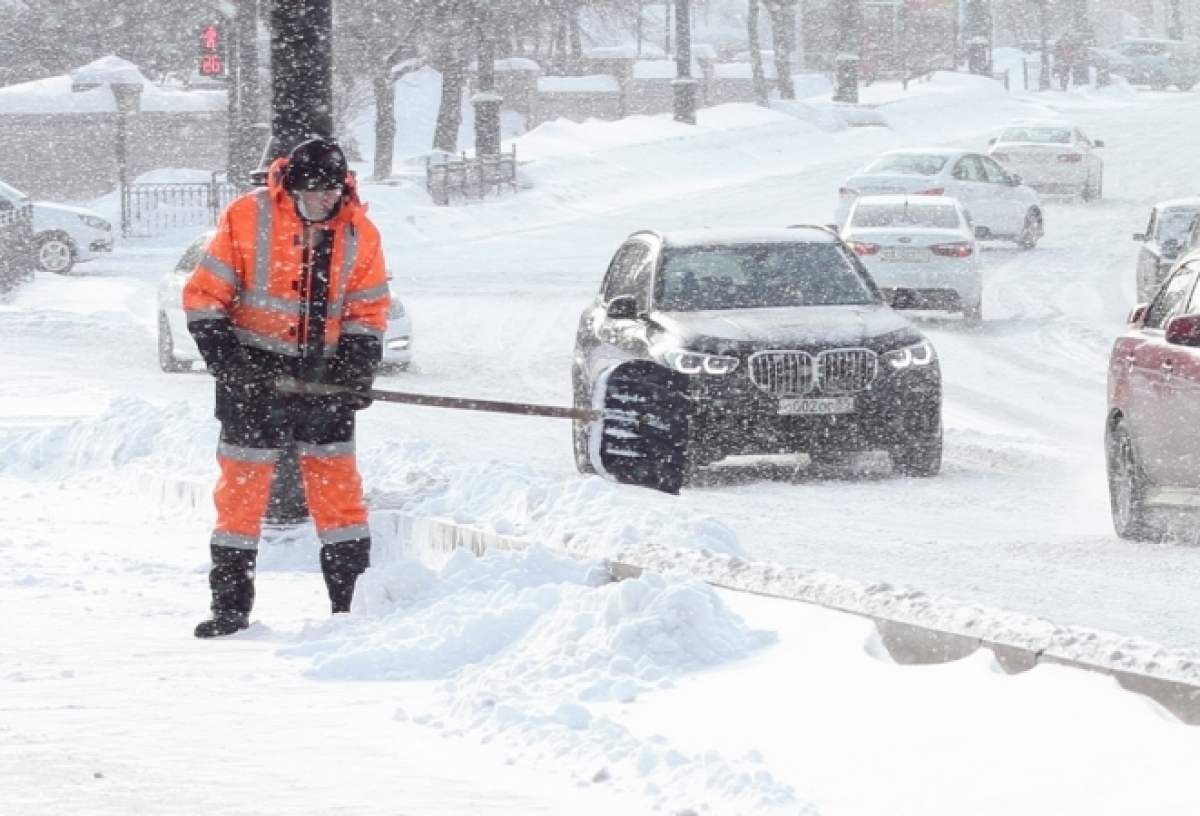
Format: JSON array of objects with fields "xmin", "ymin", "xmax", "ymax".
[
  {"xmin": 882, "ymin": 339, "xmax": 937, "ymax": 370},
  {"xmin": 387, "ymin": 300, "xmax": 406, "ymax": 319},
  {"xmin": 386, "ymin": 337, "xmax": 410, "ymax": 351},
  {"xmin": 663, "ymin": 349, "xmax": 739, "ymax": 376},
  {"xmin": 78, "ymin": 214, "xmax": 110, "ymax": 231}
]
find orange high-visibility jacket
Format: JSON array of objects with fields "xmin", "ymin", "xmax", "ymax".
[{"xmin": 183, "ymin": 158, "xmax": 389, "ymax": 361}]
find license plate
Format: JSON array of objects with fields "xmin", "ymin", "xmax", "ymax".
[
  {"xmin": 778, "ymin": 397, "xmax": 856, "ymax": 415},
  {"xmin": 881, "ymin": 247, "xmax": 928, "ymax": 263}
]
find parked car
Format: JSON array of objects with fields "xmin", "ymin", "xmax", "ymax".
[
  {"xmin": 987, "ymin": 119, "xmax": 1104, "ymax": 199},
  {"xmin": 156, "ymin": 231, "xmax": 414, "ymax": 373},
  {"xmin": 1106, "ymin": 250, "xmax": 1200, "ymax": 539},
  {"xmin": 837, "ymin": 148, "xmax": 1044, "ymax": 249},
  {"xmin": 1132, "ymin": 198, "xmax": 1200, "ymax": 302},
  {"xmin": 1102, "ymin": 38, "xmax": 1200, "ymax": 89},
  {"xmin": 840, "ymin": 195, "xmax": 984, "ymax": 325},
  {"xmin": 0, "ymin": 180, "xmax": 113, "ymax": 275},
  {"xmin": 571, "ymin": 227, "xmax": 943, "ymax": 478}
]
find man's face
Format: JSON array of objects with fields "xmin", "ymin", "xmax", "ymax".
[{"xmin": 295, "ymin": 188, "xmax": 342, "ymax": 221}]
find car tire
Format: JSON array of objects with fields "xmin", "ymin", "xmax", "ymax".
[
  {"xmin": 157, "ymin": 312, "xmax": 190, "ymax": 373},
  {"xmin": 36, "ymin": 232, "xmax": 75, "ymax": 275},
  {"xmin": 1150, "ymin": 75, "xmax": 1169, "ymax": 90},
  {"xmin": 572, "ymin": 417, "xmax": 596, "ymax": 475},
  {"xmin": 1016, "ymin": 210, "xmax": 1042, "ymax": 250},
  {"xmin": 1179, "ymin": 79, "xmax": 1197, "ymax": 91},
  {"xmin": 890, "ymin": 430, "xmax": 942, "ymax": 477},
  {"xmin": 1082, "ymin": 172, "xmax": 1102, "ymax": 202},
  {"xmin": 1106, "ymin": 418, "xmax": 1156, "ymax": 541}
]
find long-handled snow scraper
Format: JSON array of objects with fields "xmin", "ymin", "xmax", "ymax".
[{"xmin": 276, "ymin": 360, "xmax": 691, "ymax": 494}]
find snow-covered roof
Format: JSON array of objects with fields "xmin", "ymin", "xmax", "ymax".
[
  {"xmin": 659, "ymin": 227, "xmax": 838, "ymax": 248},
  {"xmin": 0, "ymin": 57, "xmax": 226, "ymax": 115},
  {"xmin": 713, "ymin": 62, "xmax": 778, "ymax": 80},
  {"xmin": 495, "ymin": 58, "xmax": 541, "ymax": 72},
  {"xmin": 537, "ymin": 75, "xmax": 621, "ymax": 94},
  {"xmin": 1153, "ymin": 197, "xmax": 1200, "ymax": 211}
]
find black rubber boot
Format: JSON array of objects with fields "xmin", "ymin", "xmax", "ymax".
[
  {"xmin": 320, "ymin": 538, "xmax": 371, "ymax": 614},
  {"xmin": 194, "ymin": 545, "xmax": 257, "ymax": 639}
]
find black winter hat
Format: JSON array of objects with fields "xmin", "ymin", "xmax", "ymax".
[{"xmin": 284, "ymin": 139, "xmax": 348, "ymax": 192}]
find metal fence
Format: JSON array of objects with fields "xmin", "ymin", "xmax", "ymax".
[
  {"xmin": 121, "ymin": 174, "xmax": 239, "ymax": 238},
  {"xmin": 427, "ymin": 148, "xmax": 518, "ymax": 206}
]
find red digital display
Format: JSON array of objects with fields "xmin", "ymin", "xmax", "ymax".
[{"xmin": 199, "ymin": 24, "xmax": 225, "ymax": 77}]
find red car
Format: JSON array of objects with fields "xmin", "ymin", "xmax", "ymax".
[{"xmin": 1106, "ymin": 256, "xmax": 1200, "ymax": 539}]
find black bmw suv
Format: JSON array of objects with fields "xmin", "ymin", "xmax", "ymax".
[{"xmin": 571, "ymin": 228, "xmax": 943, "ymax": 477}]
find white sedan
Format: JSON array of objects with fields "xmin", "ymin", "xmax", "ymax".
[
  {"xmin": 0, "ymin": 179, "xmax": 113, "ymax": 275},
  {"xmin": 987, "ymin": 120, "xmax": 1104, "ymax": 200},
  {"xmin": 156, "ymin": 231, "xmax": 414, "ymax": 374},
  {"xmin": 841, "ymin": 195, "xmax": 984, "ymax": 325},
  {"xmin": 836, "ymin": 148, "xmax": 1043, "ymax": 249}
]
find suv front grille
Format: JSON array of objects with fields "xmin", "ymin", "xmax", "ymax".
[
  {"xmin": 748, "ymin": 349, "xmax": 878, "ymax": 396},
  {"xmin": 818, "ymin": 349, "xmax": 878, "ymax": 394},
  {"xmin": 748, "ymin": 351, "xmax": 815, "ymax": 396}
]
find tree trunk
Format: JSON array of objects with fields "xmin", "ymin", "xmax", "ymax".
[
  {"xmin": 568, "ymin": 4, "xmax": 583, "ymax": 72},
  {"xmin": 372, "ymin": 70, "xmax": 396, "ymax": 180},
  {"xmin": 765, "ymin": 1, "xmax": 796, "ymax": 100},
  {"xmin": 748, "ymin": 1, "xmax": 769, "ymax": 107},
  {"xmin": 433, "ymin": 55, "xmax": 465, "ymax": 153}
]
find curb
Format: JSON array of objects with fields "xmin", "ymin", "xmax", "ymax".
[{"xmin": 383, "ymin": 509, "xmax": 1200, "ymax": 726}]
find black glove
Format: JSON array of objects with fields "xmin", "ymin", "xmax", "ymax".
[
  {"xmin": 212, "ymin": 346, "xmax": 277, "ymax": 396},
  {"xmin": 329, "ymin": 335, "xmax": 381, "ymax": 411}
]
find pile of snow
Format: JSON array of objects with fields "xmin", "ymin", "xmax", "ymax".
[
  {"xmin": 360, "ymin": 438, "xmax": 742, "ymax": 558},
  {"xmin": 0, "ymin": 397, "xmax": 743, "ymax": 562},
  {"xmin": 283, "ymin": 546, "xmax": 799, "ymax": 813}
]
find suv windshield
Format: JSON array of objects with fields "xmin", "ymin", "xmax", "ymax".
[
  {"xmin": 657, "ymin": 243, "xmax": 879, "ymax": 311},
  {"xmin": 999, "ymin": 127, "xmax": 1072, "ymax": 144},
  {"xmin": 851, "ymin": 203, "xmax": 961, "ymax": 229},
  {"xmin": 862, "ymin": 154, "xmax": 947, "ymax": 176},
  {"xmin": 1158, "ymin": 209, "xmax": 1198, "ymax": 244}
]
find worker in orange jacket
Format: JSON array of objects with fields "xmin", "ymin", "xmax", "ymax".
[{"xmin": 183, "ymin": 138, "xmax": 390, "ymax": 638}]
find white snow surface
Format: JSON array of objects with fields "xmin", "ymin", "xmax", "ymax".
[{"xmin": 6, "ymin": 71, "xmax": 1200, "ymax": 813}]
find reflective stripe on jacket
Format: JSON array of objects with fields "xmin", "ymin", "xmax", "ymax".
[{"xmin": 182, "ymin": 158, "xmax": 389, "ymax": 359}]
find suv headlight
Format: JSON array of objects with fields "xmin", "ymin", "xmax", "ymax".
[
  {"xmin": 663, "ymin": 349, "xmax": 739, "ymax": 376},
  {"xmin": 79, "ymin": 214, "xmax": 110, "ymax": 231},
  {"xmin": 882, "ymin": 339, "xmax": 936, "ymax": 370}
]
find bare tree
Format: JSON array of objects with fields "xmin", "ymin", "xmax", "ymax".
[
  {"xmin": 762, "ymin": 0, "xmax": 796, "ymax": 99},
  {"xmin": 747, "ymin": 0, "xmax": 769, "ymax": 106}
]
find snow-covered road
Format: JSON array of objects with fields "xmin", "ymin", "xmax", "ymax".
[{"xmin": 8, "ymin": 73, "xmax": 1200, "ymax": 815}]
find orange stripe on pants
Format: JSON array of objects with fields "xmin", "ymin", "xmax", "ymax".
[
  {"xmin": 299, "ymin": 453, "xmax": 367, "ymax": 533},
  {"xmin": 213, "ymin": 455, "xmax": 276, "ymax": 538}
]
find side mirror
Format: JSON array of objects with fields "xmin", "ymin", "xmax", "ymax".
[
  {"xmin": 1133, "ymin": 233, "xmax": 1147, "ymax": 241},
  {"xmin": 1007, "ymin": 174, "xmax": 1023, "ymax": 187},
  {"xmin": 974, "ymin": 226, "xmax": 989, "ymax": 240},
  {"xmin": 825, "ymin": 223, "xmax": 841, "ymax": 233},
  {"xmin": 1093, "ymin": 140, "xmax": 1105, "ymax": 148},
  {"xmin": 1166, "ymin": 313, "xmax": 1200, "ymax": 346},
  {"xmin": 987, "ymin": 137, "xmax": 997, "ymax": 145},
  {"xmin": 1129, "ymin": 303, "xmax": 1150, "ymax": 326},
  {"xmin": 606, "ymin": 294, "xmax": 640, "ymax": 321}
]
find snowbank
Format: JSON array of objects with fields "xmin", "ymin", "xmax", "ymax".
[{"xmin": 282, "ymin": 545, "xmax": 798, "ymax": 813}]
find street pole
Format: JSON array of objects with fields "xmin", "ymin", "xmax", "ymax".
[
  {"xmin": 112, "ymin": 83, "xmax": 142, "ymax": 238},
  {"xmin": 671, "ymin": 0, "xmax": 698, "ymax": 123},
  {"xmin": 254, "ymin": 0, "xmax": 333, "ymax": 180},
  {"xmin": 473, "ymin": 14, "xmax": 502, "ymax": 156}
]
